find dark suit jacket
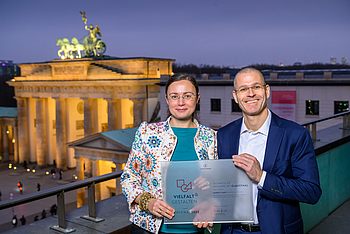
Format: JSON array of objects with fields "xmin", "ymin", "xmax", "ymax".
[{"xmin": 218, "ymin": 112, "xmax": 322, "ymax": 234}]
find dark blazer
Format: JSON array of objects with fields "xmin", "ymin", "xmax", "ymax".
[{"xmin": 218, "ymin": 112, "xmax": 321, "ymax": 234}]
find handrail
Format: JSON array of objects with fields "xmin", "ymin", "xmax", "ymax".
[
  {"xmin": 0, "ymin": 170, "xmax": 122, "ymax": 233},
  {"xmin": 302, "ymin": 111, "xmax": 350, "ymax": 142},
  {"xmin": 302, "ymin": 110, "xmax": 350, "ymax": 126}
]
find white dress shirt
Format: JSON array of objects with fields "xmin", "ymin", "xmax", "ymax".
[{"xmin": 239, "ymin": 110, "xmax": 271, "ymax": 224}]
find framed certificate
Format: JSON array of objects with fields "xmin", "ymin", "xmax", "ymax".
[{"xmin": 161, "ymin": 159, "xmax": 254, "ymax": 224}]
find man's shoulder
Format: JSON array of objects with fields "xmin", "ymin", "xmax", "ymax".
[
  {"xmin": 218, "ymin": 118, "xmax": 242, "ymax": 133},
  {"xmin": 271, "ymin": 112, "xmax": 306, "ymax": 133}
]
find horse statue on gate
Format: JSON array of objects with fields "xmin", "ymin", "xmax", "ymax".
[
  {"xmin": 56, "ymin": 11, "xmax": 107, "ymax": 60},
  {"xmin": 71, "ymin": 37, "xmax": 85, "ymax": 58},
  {"xmin": 56, "ymin": 38, "xmax": 73, "ymax": 59}
]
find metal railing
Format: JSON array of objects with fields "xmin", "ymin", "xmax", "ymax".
[
  {"xmin": 302, "ymin": 111, "xmax": 350, "ymax": 142},
  {"xmin": 0, "ymin": 171, "xmax": 122, "ymax": 233}
]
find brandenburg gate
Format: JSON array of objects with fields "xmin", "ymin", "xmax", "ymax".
[{"xmin": 8, "ymin": 57, "xmax": 173, "ymax": 170}]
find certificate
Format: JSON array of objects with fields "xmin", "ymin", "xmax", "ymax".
[{"xmin": 161, "ymin": 159, "xmax": 254, "ymax": 224}]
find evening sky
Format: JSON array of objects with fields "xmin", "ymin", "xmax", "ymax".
[{"xmin": 1, "ymin": 0, "xmax": 349, "ymax": 67}]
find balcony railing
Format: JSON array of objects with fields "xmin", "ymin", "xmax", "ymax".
[
  {"xmin": 303, "ymin": 110, "xmax": 350, "ymax": 142},
  {"xmin": 1, "ymin": 111, "xmax": 350, "ymax": 233},
  {"xmin": 0, "ymin": 171, "xmax": 122, "ymax": 233}
]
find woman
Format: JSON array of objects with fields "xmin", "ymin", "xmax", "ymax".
[{"xmin": 121, "ymin": 74, "xmax": 217, "ymax": 234}]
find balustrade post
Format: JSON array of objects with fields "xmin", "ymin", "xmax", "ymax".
[
  {"xmin": 81, "ymin": 182, "xmax": 104, "ymax": 222},
  {"xmin": 306, "ymin": 123, "xmax": 317, "ymax": 142},
  {"xmin": 343, "ymin": 113, "xmax": 350, "ymax": 129},
  {"xmin": 50, "ymin": 191, "xmax": 75, "ymax": 233}
]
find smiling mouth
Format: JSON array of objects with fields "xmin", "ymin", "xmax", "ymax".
[{"xmin": 245, "ymin": 99, "xmax": 258, "ymax": 104}]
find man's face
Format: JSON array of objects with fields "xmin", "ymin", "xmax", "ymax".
[{"xmin": 232, "ymin": 71, "xmax": 270, "ymax": 117}]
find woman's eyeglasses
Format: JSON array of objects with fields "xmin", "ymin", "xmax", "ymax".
[{"xmin": 167, "ymin": 93, "xmax": 197, "ymax": 101}]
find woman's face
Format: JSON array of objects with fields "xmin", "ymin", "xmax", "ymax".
[{"xmin": 166, "ymin": 80, "xmax": 198, "ymax": 122}]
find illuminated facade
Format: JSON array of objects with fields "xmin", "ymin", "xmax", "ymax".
[
  {"xmin": 0, "ymin": 107, "xmax": 17, "ymax": 162},
  {"xmin": 7, "ymin": 57, "xmax": 173, "ymax": 204}
]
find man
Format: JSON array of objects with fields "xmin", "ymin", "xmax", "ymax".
[{"xmin": 218, "ymin": 67, "xmax": 321, "ymax": 234}]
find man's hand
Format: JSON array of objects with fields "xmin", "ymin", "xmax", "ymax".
[{"xmin": 232, "ymin": 153, "xmax": 263, "ymax": 183}]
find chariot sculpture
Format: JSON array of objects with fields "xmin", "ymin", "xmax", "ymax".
[{"xmin": 56, "ymin": 11, "xmax": 106, "ymax": 59}]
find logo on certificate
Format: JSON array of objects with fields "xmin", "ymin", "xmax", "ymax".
[{"xmin": 176, "ymin": 179, "xmax": 192, "ymax": 192}]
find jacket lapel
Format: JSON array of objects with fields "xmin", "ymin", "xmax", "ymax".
[
  {"xmin": 232, "ymin": 118, "xmax": 242, "ymax": 155},
  {"xmin": 262, "ymin": 113, "xmax": 283, "ymax": 173}
]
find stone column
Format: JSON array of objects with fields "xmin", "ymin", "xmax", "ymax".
[
  {"xmin": 92, "ymin": 160, "xmax": 101, "ymax": 201},
  {"xmin": 76, "ymin": 157, "xmax": 85, "ymax": 208},
  {"xmin": 2, "ymin": 125, "xmax": 9, "ymax": 161},
  {"xmin": 35, "ymin": 98, "xmax": 48, "ymax": 166},
  {"xmin": 107, "ymin": 98, "xmax": 122, "ymax": 130},
  {"xmin": 28, "ymin": 98, "xmax": 37, "ymax": 162},
  {"xmin": 82, "ymin": 98, "xmax": 98, "ymax": 179},
  {"xmin": 83, "ymin": 98, "xmax": 99, "ymax": 136},
  {"xmin": 16, "ymin": 97, "xmax": 29, "ymax": 163},
  {"xmin": 55, "ymin": 98, "xmax": 67, "ymax": 169},
  {"xmin": 115, "ymin": 163, "xmax": 124, "ymax": 195},
  {"xmin": 13, "ymin": 124, "xmax": 19, "ymax": 163},
  {"xmin": 131, "ymin": 98, "xmax": 145, "ymax": 127},
  {"xmin": 0, "ymin": 125, "xmax": 2, "ymax": 161}
]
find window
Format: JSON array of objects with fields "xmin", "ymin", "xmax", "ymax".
[
  {"xmin": 231, "ymin": 99, "xmax": 241, "ymax": 112},
  {"xmin": 210, "ymin": 98, "xmax": 221, "ymax": 112},
  {"xmin": 334, "ymin": 101, "xmax": 349, "ymax": 114},
  {"xmin": 305, "ymin": 100, "xmax": 319, "ymax": 115}
]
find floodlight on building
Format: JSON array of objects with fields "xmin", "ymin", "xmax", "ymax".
[
  {"xmin": 45, "ymin": 171, "xmax": 50, "ymax": 175},
  {"xmin": 12, "ymin": 139, "xmax": 15, "ymax": 143},
  {"xmin": 13, "ymin": 166, "xmax": 17, "ymax": 170},
  {"xmin": 6, "ymin": 130, "xmax": 9, "ymax": 134},
  {"xmin": 32, "ymin": 169, "xmax": 36, "ymax": 173},
  {"xmin": 9, "ymin": 163, "xmax": 12, "ymax": 169},
  {"xmin": 27, "ymin": 168, "xmax": 30, "ymax": 172}
]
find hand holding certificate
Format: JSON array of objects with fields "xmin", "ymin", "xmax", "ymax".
[{"xmin": 161, "ymin": 159, "xmax": 254, "ymax": 224}]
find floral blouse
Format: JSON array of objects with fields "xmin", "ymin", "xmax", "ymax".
[{"xmin": 120, "ymin": 117, "xmax": 217, "ymax": 233}]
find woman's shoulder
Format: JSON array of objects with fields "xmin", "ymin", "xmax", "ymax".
[
  {"xmin": 138, "ymin": 120, "xmax": 169, "ymax": 133},
  {"xmin": 198, "ymin": 123, "xmax": 216, "ymax": 135}
]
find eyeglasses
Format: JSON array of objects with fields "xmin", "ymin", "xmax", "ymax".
[
  {"xmin": 167, "ymin": 92, "xmax": 197, "ymax": 101},
  {"xmin": 234, "ymin": 84, "xmax": 266, "ymax": 94}
]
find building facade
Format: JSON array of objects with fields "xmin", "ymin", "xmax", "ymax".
[
  {"xmin": 160, "ymin": 68, "xmax": 350, "ymax": 129},
  {"xmin": 0, "ymin": 107, "xmax": 17, "ymax": 163},
  {"xmin": 8, "ymin": 56, "xmax": 173, "ymax": 170}
]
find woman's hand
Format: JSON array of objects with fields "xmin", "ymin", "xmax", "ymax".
[{"xmin": 148, "ymin": 198, "xmax": 175, "ymax": 219}]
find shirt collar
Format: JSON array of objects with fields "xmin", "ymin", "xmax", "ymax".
[{"xmin": 240, "ymin": 109, "xmax": 271, "ymax": 136}]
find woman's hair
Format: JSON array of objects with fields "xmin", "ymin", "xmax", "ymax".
[
  {"xmin": 165, "ymin": 74, "xmax": 200, "ymax": 121},
  {"xmin": 165, "ymin": 74, "xmax": 199, "ymax": 96}
]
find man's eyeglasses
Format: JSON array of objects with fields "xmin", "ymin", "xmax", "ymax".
[
  {"xmin": 167, "ymin": 93, "xmax": 197, "ymax": 101},
  {"xmin": 234, "ymin": 84, "xmax": 267, "ymax": 94}
]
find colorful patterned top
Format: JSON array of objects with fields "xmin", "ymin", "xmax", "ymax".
[{"xmin": 121, "ymin": 117, "xmax": 217, "ymax": 233}]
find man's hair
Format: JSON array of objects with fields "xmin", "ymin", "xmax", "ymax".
[{"xmin": 234, "ymin": 67, "xmax": 265, "ymax": 88}]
